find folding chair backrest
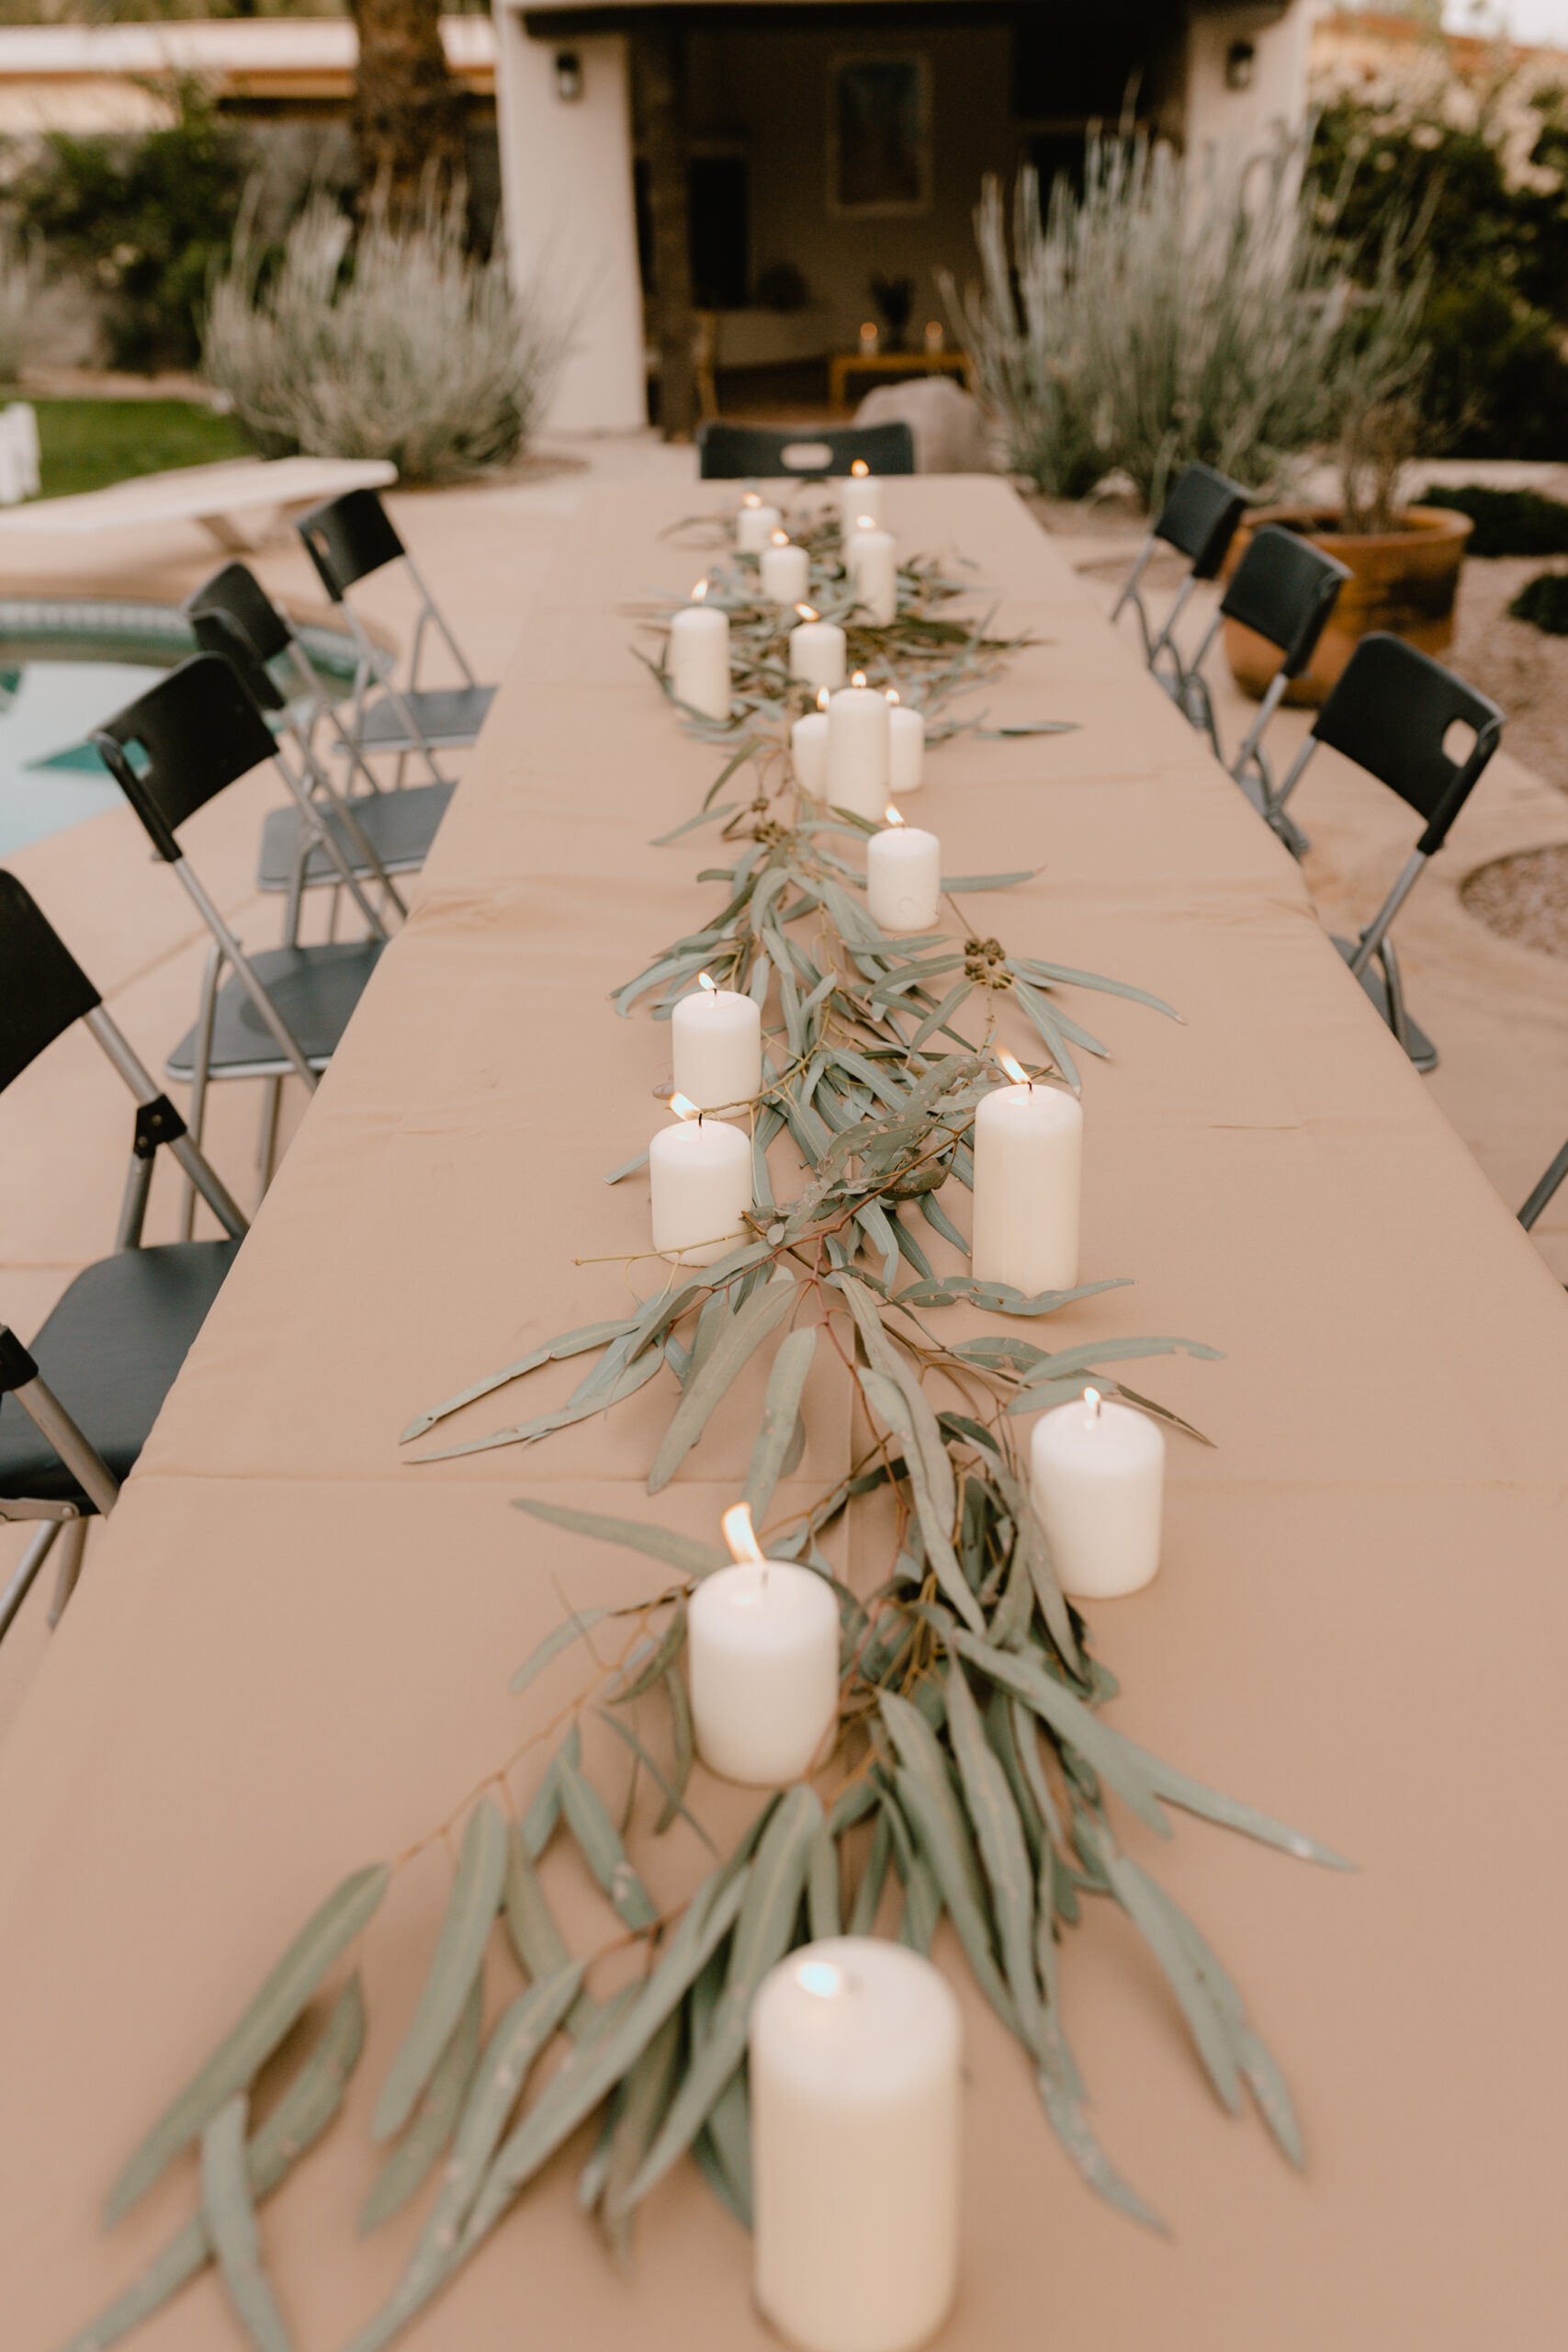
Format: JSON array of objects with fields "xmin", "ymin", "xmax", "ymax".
[
  {"xmin": 1310, "ymin": 633, "xmax": 1503, "ymax": 855},
  {"xmin": 696, "ymin": 421, "xmax": 916, "ymax": 480},
  {"xmin": 185, "ymin": 561, "xmax": 293, "ymax": 667},
  {"xmin": 1154, "ymin": 464, "xmax": 1249, "ymax": 580},
  {"xmin": 0, "ymin": 871, "xmax": 100, "ymax": 1093},
  {"xmin": 183, "ymin": 605, "xmax": 287, "ymax": 717},
  {"xmin": 93, "ymin": 655, "xmax": 280, "ymax": 864},
  {"xmin": 295, "ymin": 488, "xmax": 407, "ymax": 601},
  {"xmin": 1219, "ymin": 525, "xmax": 1350, "ymax": 681}
]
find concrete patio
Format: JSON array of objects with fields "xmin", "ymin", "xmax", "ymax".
[{"xmin": 0, "ymin": 435, "xmax": 1563, "ymax": 1729}]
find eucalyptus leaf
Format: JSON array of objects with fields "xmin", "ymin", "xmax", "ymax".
[
  {"xmin": 512, "ymin": 1499, "xmax": 730, "ymax": 1580},
  {"xmin": 557, "ymin": 1757, "xmax": 660, "ymax": 1930},
  {"xmin": 596, "ymin": 1707, "xmax": 714, "ymax": 1849},
  {"xmin": 615, "ymin": 1785, "xmax": 821, "ymax": 2212},
  {"xmin": 647, "ymin": 1273, "xmax": 798, "ymax": 1495},
  {"xmin": 400, "ymin": 1320, "xmax": 639, "ymax": 1444},
  {"xmin": 508, "ymin": 1606, "xmax": 612, "ymax": 1697},
  {"xmin": 200, "ymin": 2097, "xmax": 293, "ymax": 2352},
  {"xmin": 359, "ymin": 1973, "xmax": 483, "ymax": 2232},
  {"xmin": 62, "ymin": 1979, "xmax": 364, "ymax": 2352},
  {"xmin": 374, "ymin": 1801, "xmax": 507, "ymax": 2143},
  {"xmin": 104, "ymin": 1862, "xmax": 390, "ymax": 2225}
]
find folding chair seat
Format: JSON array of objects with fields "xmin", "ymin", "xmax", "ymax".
[
  {"xmin": 1182, "ymin": 524, "xmax": 1350, "ymax": 850},
  {"xmin": 92, "ymin": 654, "xmax": 390, "ymax": 1221},
  {"xmin": 294, "ymin": 489, "xmax": 495, "ymax": 777},
  {"xmin": 696, "ymin": 421, "xmax": 916, "ymax": 480},
  {"xmin": 0, "ymin": 869, "xmax": 247, "ymax": 1641},
  {"xmin": 1263, "ymin": 633, "xmax": 1502, "ymax": 1073},
  {"xmin": 1111, "ymin": 461, "xmax": 1249, "ymax": 686},
  {"xmin": 183, "ymin": 563, "xmax": 452, "ymax": 907}
]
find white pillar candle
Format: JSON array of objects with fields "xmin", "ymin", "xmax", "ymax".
[
  {"xmin": 826, "ymin": 677, "xmax": 889, "ymax": 821},
  {"xmin": 789, "ymin": 610, "xmax": 848, "ymax": 692},
  {"xmin": 649, "ymin": 1102, "xmax": 752, "ymax": 1264},
  {"xmin": 669, "ymin": 592, "xmax": 730, "ymax": 722},
  {"xmin": 671, "ymin": 974, "xmax": 762, "ymax": 1112},
  {"xmin": 886, "ymin": 698, "xmax": 925, "ymax": 792},
  {"xmin": 761, "ymin": 535, "xmax": 810, "ymax": 610},
  {"xmin": 866, "ymin": 809, "xmax": 941, "ymax": 935},
  {"xmin": 792, "ymin": 709, "xmax": 829, "ymax": 797},
  {"xmin": 738, "ymin": 499, "xmax": 783, "ymax": 554},
  {"xmin": 970, "ymin": 1060, "xmax": 1082, "ymax": 1295},
  {"xmin": 1030, "ymin": 1387, "xmax": 1165, "ymax": 1600},
  {"xmin": 750, "ymin": 1938, "xmax": 962, "ymax": 2352},
  {"xmin": 846, "ymin": 527, "xmax": 897, "ymax": 625},
  {"xmin": 689, "ymin": 1554, "xmax": 839, "ymax": 1786},
  {"xmin": 839, "ymin": 469, "xmax": 883, "ymax": 534}
]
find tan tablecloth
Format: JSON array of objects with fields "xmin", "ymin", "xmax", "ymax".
[{"xmin": 2, "ymin": 480, "xmax": 1566, "ymax": 2352}]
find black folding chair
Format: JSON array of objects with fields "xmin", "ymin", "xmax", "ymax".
[
  {"xmin": 1264, "ymin": 633, "xmax": 1502, "ymax": 1073},
  {"xmin": 1111, "ymin": 461, "xmax": 1249, "ymax": 690},
  {"xmin": 696, "ymin": 422, "xmax": 916, "ymax": 480},
  {"xmin": 93, "ymin": 655, "xmax": 389, "ymax": 1222},
  {"xmin": 1182, "ymin": 525, "xmax": 1351, "ymax": 854},
  {"xmin": 0, "ymin": 870, "xmax": 248, "ymax": 1642},
  {"xmin": 295, "ymin": 489, "xmax": 495, "ymax": 782},
  {"xmin": 183, "ymin": 563, "xmax": 452, "ymax": 921}
]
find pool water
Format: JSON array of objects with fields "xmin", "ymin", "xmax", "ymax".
[{"xmin": 0, "ymin": 601, "xmax": 359, "ymax": 859}]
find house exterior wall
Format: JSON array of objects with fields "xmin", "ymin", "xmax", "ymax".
[
  {"xmin": 1185, "ymin": 2, "xmax": 1318, "ymax": 163},
  {"xmin": 494, "ymin": 17, "xmax": 646, "ymax": 432}
]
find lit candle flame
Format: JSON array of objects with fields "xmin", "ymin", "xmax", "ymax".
[
  {"xmin": 1084, "ymin": 1385, "xmax": 1103, "ymax": 1421},
  {"xmin": 851, "ymin": 459, "xmax": 869, "ymax": 478},
  {"xmin": 852, "ymin": 671, "xmax": 867, "ymax": 688},
  {"xmin": 670, "ymin": 1092, "xmax": 702, "ymax": 1122},
  {"xmin": 722, "ymin": 1501, "xmax": 766, "ymax": 1564},
  {"xmin": 771, "ymin": 528, "xmax": 790, "ymax": 547},
  {"xmin": 855, "ymin": 514, "xmax": 876, "ymax": 531},
  {"xmin": 698, "ymin": 971, "xmax": 717, "ymax": 994},
  {"xmin": 885, "ymin": 803, "xmax": 904, "ymax": 827},
  {"xmin": 797, "ymin": 1960, "xmax": 848, "ymax": 1999},
  {"xmin": 795, "ymin": 603, "xmax": 818, "ymax": 622},
  {"xmin": 742, "ymin": 492, "xmax": 761, "ymax": 508},
  {"xmin": 692, "ymin": 579, "xmax": 708, "ymax": 602},
  {"xmin": 998, "ymin": 1048, "xmax": 1032, "ymax": 1088},
  {"xmin": 885, "ymin": 687, "xmax": 900, "ymax": 705},
  {"xmin": 817, "ymin": 685, "xmax": 830, "ymax": 710}
]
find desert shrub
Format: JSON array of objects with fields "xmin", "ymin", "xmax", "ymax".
[
  {"xmin": 0, "ymin": 236, "xmax": 41, "ymax": 383},
  {"xmin": 1416, "ymin": 483, "xmax": 1568, "ymax": 558},
  {"xmin": 12, "ymin": 85, "xmax": 245, "ymax": 372},
  {"xmin": 1312, "ymin": 88, "xmax": 1568, "ymax": 458},
  {"xmin": 202, "ymin": 190, "xmax": 566, "ymax": 483},
  {"xmin": 946, "ymin": 137, "xmax": 1401, "ymax": 511},
  {"xmin": 1508, "ymin": 570, "xmax": 1568, "ymax": 633}
]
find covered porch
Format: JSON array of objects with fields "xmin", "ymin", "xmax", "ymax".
[{"xmin": 492, "ymin": 0, "xmax": 1312, "ymax": 434}]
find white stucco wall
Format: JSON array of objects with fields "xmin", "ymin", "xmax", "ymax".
[
  {"xmin": 1185, "ymin": 1, "xmax": 1315, "ymax": 159},
  {"xmin": 493, "ymin": 10, "xmax": 646, "ymax": 433}
]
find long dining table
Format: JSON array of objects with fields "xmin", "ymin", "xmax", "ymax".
[{"xmin": 2, "ymin": 477, "xmax": 1567, "ymax": 2352}]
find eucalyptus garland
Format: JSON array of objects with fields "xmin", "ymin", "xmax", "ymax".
[{"xmin": 62, "ymin": 515, "xmax": 1349, "ymax": 2352}]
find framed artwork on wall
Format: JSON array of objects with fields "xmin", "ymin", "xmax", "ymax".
[{"xmin": 827, "ymin": 54, "xmax": 932, "ymax": 217}]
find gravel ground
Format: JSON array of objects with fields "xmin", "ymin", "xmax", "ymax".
[
  {"xmin": 1446, "ymin": 551, "xmax": 1568, "ymax": 799},
  {"xmin": 1461, "ymin": 842, "xmax": 1568, "ymax": 956}
]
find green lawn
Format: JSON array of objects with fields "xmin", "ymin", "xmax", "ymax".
[{"xmin": 31, "ymin": 400, "xmax": 253, "ymax": 500}]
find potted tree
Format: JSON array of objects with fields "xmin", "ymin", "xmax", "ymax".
[{"xmin": 1224, "ymin": 232, "xmax": 1472, "ymax": 706}]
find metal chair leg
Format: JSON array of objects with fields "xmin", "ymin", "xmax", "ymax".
[
  {"xmin": 47, "ymin": 1515, "xmax": 87, "ymax": 1626},
  {"xmin": 0, "ymin": 1518, "xmax": 62, "ymax": 1644},
  {"xmin": 256, "ymin": 1078, "xmax": 284, "ymax": 1196},
  {"xmin": 1520, "ymin": 1135, "xmax": 1568, "ymax": 1232},
  {"xmin": 181, "ymin": 941, "xmax": 223, "ymax": 1240}
]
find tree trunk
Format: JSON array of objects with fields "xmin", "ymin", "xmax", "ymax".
[
  {"xmin": 350, "ymin": 0, "xmax": 468, "ymax": 216},
  {"xmin": 635, "ymin": 21, "xmax": 697, "ymax": 441}
]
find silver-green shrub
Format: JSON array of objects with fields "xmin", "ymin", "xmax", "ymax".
[
  {"xmin": 946, "ymin": 137, "xmax": 1406, "ymax": 511},
  {"xmin": 0, "ymin": 236, "xmax": 41, "ymax": 385},
  {"xmin": 201, "ymin": 192, "xmax": 566, "ymax": 483}
]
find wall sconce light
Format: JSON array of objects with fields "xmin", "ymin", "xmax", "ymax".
[
  {"xmin": 554, "ymin": 49, "xmax": 583, "ymax": 101},
  {"xmin": 1225, "ymin": 40, "xmax": 1257, "ymax": 92}
]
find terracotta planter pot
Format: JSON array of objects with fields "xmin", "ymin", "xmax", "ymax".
[{"xmin": 1223, "ymin": 502, "xmax": 1473, "ymax": 707}]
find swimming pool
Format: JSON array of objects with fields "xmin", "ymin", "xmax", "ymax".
[{"xmin": 0, "ymin": 601, "xmax": 359, "ymax": 858}]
